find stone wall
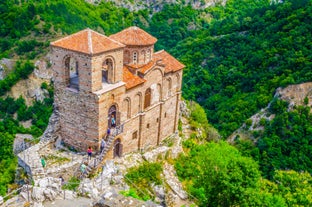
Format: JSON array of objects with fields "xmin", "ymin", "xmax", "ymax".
[
  {"xmin": 55, "ymin": 88, "xmax": 99, "ymax": 151},
  {"xmin": 91, "ymin": 49, "xmax": 124, "ymax": 91},
  {"xmin": 123, "ymin": 45, "xmax": 154, "ymax": 65}
]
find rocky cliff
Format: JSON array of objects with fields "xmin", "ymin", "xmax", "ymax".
[
  {"xmin": 86, "ymin": 0, "xmax": 226, "ymax": 11},
  {"xmin": 228, "ymin": 82, "xmax": 312, "ymax": 143}
]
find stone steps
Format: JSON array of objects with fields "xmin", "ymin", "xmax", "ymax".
[{"xmin": 78, "ymin": 134, "xmax": 115, "ymax": 178}]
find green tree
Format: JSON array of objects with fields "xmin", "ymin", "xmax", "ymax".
[{"xmin": 175, "ymin": 141, "xmax": 262, "ymax": 206}]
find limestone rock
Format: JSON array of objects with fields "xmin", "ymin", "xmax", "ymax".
[
  {"xmin": 33, "ymin": 202, "xmax": 44, "ymax": 207},
  {"xmin": 0, "ymin": 196, "xmax": 3, "ymax": 205},
  {"xmin": 0, "ymin": 58, "xmax": 15, "ymax": 80},
  {"xmin": 163, "ymin": 162, "xmax": 188, "ymax": 200},
  {"xmin": 40, "ymin": 109, "xmax": 60, "ymax": 143},
  {"xmin": 13, "ymin": 134, "xmax": 34, "ymax": 154},
  {"xmin": 34, "ymin": 59, "xmax": 53, "ymax": 80},
  {"xmin": 143, "ymin": 146, "xmax": 170, "ymax": 162},
  {"xmin": 32, "ymin": 187, "xmax": 45, "ymax": 202},
  {"xmin": 180, "ymin": 101, "xmax": 190, "ymax": 117},
  {"xmin": 43, "ymin": 188, "xmax": 57, "ymax": 201}
]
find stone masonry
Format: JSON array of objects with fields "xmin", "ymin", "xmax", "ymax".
[{"xmin": 50, "ymin": 26, "xmax": 184, "ymax": 159}]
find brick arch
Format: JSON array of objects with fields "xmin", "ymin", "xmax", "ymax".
[
  {"xmin": 144, "ymin": 88, "xmax": 151, "ymax": 109},
  {"xmin": 157, "ymin": 83, "xmax": 162, "ymax": 101},
  {"xmin": 102, "ymin": 56, "xmax": 115, "ymax": 84},
  {"xmin": 113, "ymin": 137, "xmax": 123, "ymax": 158},
  {"xmin": 166, "ymin": 77, "xmax": 172, "ymax": 97},
  {"xmin": 123, "ymin": 97, "xmax": 131, "ymax": 120},
  {"xmin": 134, "ymin": 92, "xmax": 142, "ymax": 115},
  {"xmin": 108, "ymin": 103, "xmax": 119, "ymax": 128},
  {"xmin": 175, "ymin": 73, "xmax": 180, "ymax": 91},
  {"xmin": 63, "ymin": 55, "xmax": 79, "ymax": 90}
]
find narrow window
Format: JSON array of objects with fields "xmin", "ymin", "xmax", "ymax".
[
  {"xmin": 132, "ymin": 131, "xmax": 138, "ymax": 139},
  {"xmin": 144, "ymin": 88, "xmax": 151, "ymax": 109},
  {"xmin": 133, "ymin": 52, "xmax": 138, "ymax": 64},
  {"xmin": 147, "ymin": 123, "xmax": 150, "ymax": 128}
]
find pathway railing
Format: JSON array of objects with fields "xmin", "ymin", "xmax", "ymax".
[{"xmin": 76, "ymin": 124, "xmax": 124, "ymax": 178}]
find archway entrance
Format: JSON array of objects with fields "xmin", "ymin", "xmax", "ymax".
[
  {"xmin": 108, "ymin": 105, "xmax": 119, "ymax": 128},
  {"xmin": 65, "ymin": 56, "xmax": 79, "ymax": 90},
  {"xmin": 113, "ymin": 138, "xmax": 123, "ymax": 158},
  {"xmin": 102, "ymin": 58, "xmax": 114, "ymax": 84}
]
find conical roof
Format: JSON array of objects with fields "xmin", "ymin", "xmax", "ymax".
[
  {"xmin": 109, "ymin": 26, "xmax": 157, "ymax": 46},
  {"xmin": 51, "ymin": 29, "xmax": 124, "ymax": 55}
]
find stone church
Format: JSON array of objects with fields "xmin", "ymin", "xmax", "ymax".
[{"xmin": 50, "ymin": 26, "xmax": 184, "ymax": 158}]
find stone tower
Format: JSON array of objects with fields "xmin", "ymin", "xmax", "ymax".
[{"xmin": 51, "ymin": 27, "xmax": 184, "ymax": 158}]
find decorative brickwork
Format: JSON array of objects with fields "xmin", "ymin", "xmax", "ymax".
[{"xmin": 51, "ymin": 27, "xmax": 184, "ymax": 158}]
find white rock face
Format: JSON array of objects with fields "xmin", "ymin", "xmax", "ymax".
[
  {"xmin": 143, "ymin": 146, "xmax": 170, "ymax": 162},
  {"xmin": 32, "ymin": 187, "xmax": 46, "ymax": 202}
]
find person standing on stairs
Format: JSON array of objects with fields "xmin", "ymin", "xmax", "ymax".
[
  {"xmin": 80, "ymin": 163, "xmax": 86, "ymax": 176},
  {"xmin": 111, "ymin": 115, "xmax": 116, "ymax": 128},
  {"xmin": 100, "ymin": 138, "xmax": 106, "ymax": 153},
  {"xmin": 107, "ymin": 128, "xmax": 111, "ymax": 137},
  {"xmin": 87, "ymin": 146, "xmax": 92, "ymax": 161}
]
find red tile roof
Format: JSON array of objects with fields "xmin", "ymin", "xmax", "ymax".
[
  {"xmin": 153, "ymin": 50, "xmax": 185, "ymax": 73},
  {"xmin": 123, "ymin": 66, "xmax": 146, "ymax": 89},
  {"xmin": 51, "ymin": 29, "xmax": 124, "ymax": 55},
  {"xmin": 110, "ymin": 26, "xmax": 157, "ymax": 46}
]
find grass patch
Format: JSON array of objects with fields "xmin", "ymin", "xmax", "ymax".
[
  {"xmin": 62, "ymin": 177, "xmax": 80, "ymax": 191},
  {"xmin": 43, "ymin": 154, "xmax": 70, "ymax": 165},
  {"xmin": 124, "ymin": 162, "xmax": 163, "ymax": 201}
]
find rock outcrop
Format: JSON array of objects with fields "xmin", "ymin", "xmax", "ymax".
[
  {"xmin": 228, "ymin": 82, "xmax": 312, "ymax": 142},
  {"xmin": 87, "ymin": 0, "xmax": 226, "ymax": 11}
]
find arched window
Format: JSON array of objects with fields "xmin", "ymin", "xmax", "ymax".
[
  {"xmin": 108, "ymin": 105, "xmax": 118, "ymax": 128},
  {"xmin": 64, "ymin": 56, "xmax": 79, "ymax": 90},
  {"xmin": 133, "ymin": 51, "xmax": 138, "ymax": 64},
  {"xmin": 123, "ymin": 98, "xmax": 131, "ymax": 119},
  {"xmin": 134, "ymin": 93, "xmax": 142, "ymax": 114},
  {"xmin": 144, "ymin": 88, "xmax": 151, "ymax": 109},
  {"xmin": 167, "ymin": 78, "xmax": 172, "ymax": 97},
  {"xmin": 113, "ymin": 138, "xmax": 122, "ymax": 158},
  {"xmin": 102, "ymin": 58, "xmax": 114, "ymax": 84},
  {"xmin": 176, "ymin": 73, "xmax": 180, "ymax": 91},
  {"xmin": 157, "ymin": 84, "xmax": 162, "ymax": 101},
  {"xmin": 146, "ymin": 49, "xmax": 151, "ymax": 62}
]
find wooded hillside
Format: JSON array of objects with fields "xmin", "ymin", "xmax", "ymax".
[{"xmin": 1, "ymin": 0, "xmax": 312, "ymax": 205}]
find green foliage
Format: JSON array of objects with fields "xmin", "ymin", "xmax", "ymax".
[
  {"xmin": 120, "ymin": 188, "xmax": 141, "ymax": 200},
  {"xmin": 256, "ymin": 104, "xmax": 312, "ymax": 179},
  {"xmin": 175, "ymin": 141, "xmax": 262, "ymax": 206},
  {"xmin": 124, "ymin": 162, "xmax": 162, "ymax": 201},
  {"xmin": 260, "ymin": 170, "xmax": 312, "ymax": 207},
  {"xmin": 62, "ymin": 177, "xmax": 80, "ymax": 191},
  {"xmin": 169, "ymin": 0, "xmax": 312, "ymax": 137},
  {"xmin": 0, "ymin": 157, "xmax": 17, "ymax": 196},
  {"xmin": 0, "ymin": 83, "xmax": 52, "ymax": 195},
  {"xmin": 0, "ymin": 61, "xmax": 34, "ymax": 96}
]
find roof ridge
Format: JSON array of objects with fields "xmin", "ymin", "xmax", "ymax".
[
  {"xmin": 87, "ymin": 29, "xmax": 93, "ymax": 54},
  {"xmin": 51, "ymin": 29, "xmax": 89, "ymax": 45}
]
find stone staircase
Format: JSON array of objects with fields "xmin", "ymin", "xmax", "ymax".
[{"xmin": 76, "ymin": 131, "xmax": 116, "ymax": 178}]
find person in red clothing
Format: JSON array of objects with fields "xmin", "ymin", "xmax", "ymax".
[{"xmin": 87, "ymin": 146, "xmax": 92, "ymax": 160}]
